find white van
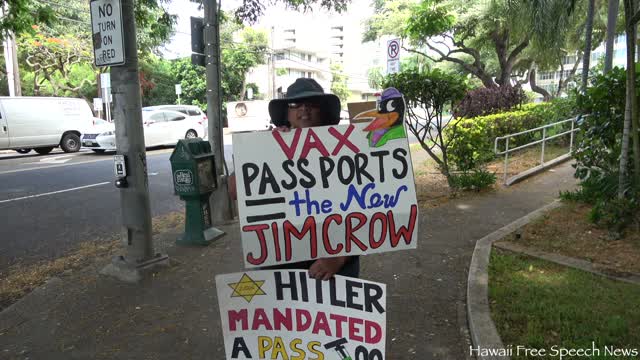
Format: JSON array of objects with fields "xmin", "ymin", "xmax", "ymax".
[{"xmin": 0, "ymin": 97, "xmax": 93, "ymax": 154}]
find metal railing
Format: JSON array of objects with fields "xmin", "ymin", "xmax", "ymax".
[{"xmin": 494, "ymin": 116, "xmax": 582, "ymax": 185}]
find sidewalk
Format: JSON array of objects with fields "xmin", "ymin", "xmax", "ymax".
[{"xmin": 0, "ymin": 163, "xmax": 578, "ymax": 360}]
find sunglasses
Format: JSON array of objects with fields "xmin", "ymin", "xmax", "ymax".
[{"xmin": 287, "ymin": 101, "xmax": 321, "ymax": 109}]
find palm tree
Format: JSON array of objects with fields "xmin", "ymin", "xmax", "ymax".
[
  {"xmin": 582, "ymin": 0, "xmax": 597, "ymax": 90},
  {"xmin": 620, "ymin": 0, "xmax": 640, "ymax": 197},
  {"xmin": 604, "ymin": 0, "xmax": 620, "ymax": 73}
]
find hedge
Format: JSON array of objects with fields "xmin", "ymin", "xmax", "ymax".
[{"xmin": 446, "ymin": 98, "xmax": 577, "ymax": 171}]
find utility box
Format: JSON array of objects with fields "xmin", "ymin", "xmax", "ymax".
[{"xmin": 170, "ymin": 139, "xmax": 223, "ymax": 245}]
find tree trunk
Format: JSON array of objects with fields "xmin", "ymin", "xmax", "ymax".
[
  {"xmin": 582, "ymin": 0, "xmax": 596, "ymax": 91},
  {"xmin": 605, "ymin": 0, "xmax": 620, "ymax": 73},
  {"xmin": 620, "ymin": 0, "xmax": 636, "ymax": 198},
  {"xmin": 529, "ymin": 68, "xmax": 552, "ymax": 101},
  {"xmin": 633, "ymin": 17, "xmax": 640, "ymax": 183},
  {"xmin": 556, "ymin": 54, "xmax": 582, "ymax": 96},
  {"xmin": 239, "ymin": 76, "xmax": 247, "ymax": 101}
]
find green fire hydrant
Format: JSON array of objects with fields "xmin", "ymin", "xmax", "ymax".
[{"xmin": 169, "ymin": 139, "xmax": 223, "ymax": 245}]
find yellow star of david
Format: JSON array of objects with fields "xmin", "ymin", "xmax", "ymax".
[{"xmin": 228, "ymin": 273, "xmax": 266, "ymax": 303}]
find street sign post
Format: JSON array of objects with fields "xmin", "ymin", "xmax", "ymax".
[
  {"xmin": 175, "ymin": 84, "xmax": 182, "ymax": 105},
  {"xmin": 90, "ymin": 0, "xmax": 125, "ymax": 67},
  {"xmin": 100, "ymin": 72, "xmax": 112, "ymax": 122},
  {"xmin": 387, "ymin": 38, "xmax": 401, "ymax": 74}
]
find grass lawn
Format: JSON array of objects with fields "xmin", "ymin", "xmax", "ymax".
[{"xmin": 489, "ymin": 250, "xmax": 640, "ymax": 359}]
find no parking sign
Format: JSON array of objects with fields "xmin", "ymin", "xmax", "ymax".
[{"xmin": 386, "ymin": 38, "xmax": 400, "ymax": 74}]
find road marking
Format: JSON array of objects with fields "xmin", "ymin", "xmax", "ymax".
[
  {"xmin": 25, "ymin": 155, "xmax": 75, "ymax": 165},
  {"xmin": 0, "ymin": 150, "xmax": 173, "ymax": 175},
  {"xmin": 0, "ymin": 182, "xmax": 110, "ymax": 204}
]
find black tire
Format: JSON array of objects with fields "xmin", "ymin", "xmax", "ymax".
[
  {"xmin": 60, "ymin": 133, "xmax": 81, "ymax": 153},
  {"xmin": 92, "ymin": 149, "xmax": 106, "ymax": 154},
  {"xmin": 15, "ymin": 148, "xmax": 31, "ymax": 154},
  {"xmin": 185, "ymin": 129, "xmax": 198, "ymax": 139},
  {"xmin": 34, "ymin": 147, "xmax": 54, "ymax": 155}
]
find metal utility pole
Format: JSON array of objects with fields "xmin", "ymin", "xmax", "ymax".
[
  {"xmin": 271, "ymin": 26, "xmax": 276, "ymax": 99},
  {"xmin": 1, "ymin": 3, "xmax": 21, "ymax": 97},
  {"xmin": 93, "ymin": 0, "xmax": 167, "ymax": 282},
  {"xmin": 3, "ymin": 32, "xmax": 21, "ymax": 96},
  {"xmin": 204, "ymin": 0, "xmax": 233, "ymax": 224}
]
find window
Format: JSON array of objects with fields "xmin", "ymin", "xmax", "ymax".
[
  {"xmin": 187, "ymin": 109, "xmax": 201, "ymax": 116},
  {"xmin": 275, "ymin": 52, "xmax": 285, "ymax": 60},
  {"xmin": 168, "ymin": 113, "xmax": 186, "ymax": 121},
  {"xmin": 538, "ymin": 71, "xmax": 554, "ymax": 81},
  {"xmin": 562, "ymin": 55, "xmax": 577, "ymax": 65},
  {"xmin": 149, "ymin": 113, "xmax": 167, "ymax": 122}
]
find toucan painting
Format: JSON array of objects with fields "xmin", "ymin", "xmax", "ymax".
[{"xmin": 354, "ymin": 87, "xmax": 406, "ymax": 147}]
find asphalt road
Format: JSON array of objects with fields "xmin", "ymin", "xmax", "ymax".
[{"xmin": 0, "ymin": 139, "xmax": 235, "ymax": 272}]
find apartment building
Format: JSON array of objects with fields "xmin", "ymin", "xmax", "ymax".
[
  {"xmin": 535, "ymin": 35, "xmax": 628, "ymax": 96},
  {"xmin": 245, "ymin": 0, "xmax": 380, "ymax": 103}
]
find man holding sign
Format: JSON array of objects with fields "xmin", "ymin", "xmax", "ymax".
[{"xmin": 230, "ymin": 78, "xmax": 418, "ymax": 279}]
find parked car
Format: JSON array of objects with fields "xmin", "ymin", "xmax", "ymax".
[
  {"xmin": 81, "ymin": 109, "xmax": 206, "ymax": 153},
  {"xmin": 0, "ymin": 96, "xmax": 94, "ymax": 154},
  {"xmin": 143, "ymin": 105, "xmax": 208, "ymax": 138}
]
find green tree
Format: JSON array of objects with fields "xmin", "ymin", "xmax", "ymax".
[
  {"xmin": 0, "ymin": 0, "xmax": 54, "ymax": 41},
  {"xmin": 168, "ymin": 23, "xmax": 268, "ymax": 107},
  {"xmin": 364, "ymin": 0, "xmax": 580, "ymax": 94},
  {"xmin": 19, "ymin": 26, "xmax": 96, "ymax": 99},
  {"xmin": 330, "ymin": 63, "xmax": 350, "ymax": 106},
  {"xmin": 382, "ymin": 68, "xmax": 468, "ymax": 187},
  {"xmin": 222, "ymin": 26, "xmax": 268, "ymax": 101},
  {"xmin": 139, "ymin": 55, "xmax": 177, "ymax": 106}
]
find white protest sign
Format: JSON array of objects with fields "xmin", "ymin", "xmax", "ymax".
[
  {"xmin": 216, "ymin": 270, "xmax": 387, "ymax": 360},
  {"xmin": 90, "ymin": 0, "xmax": 125, "ymax": 67},
  {"xmin": 233, "ymin": 119, "xmax": 418, "ymax": 268}
]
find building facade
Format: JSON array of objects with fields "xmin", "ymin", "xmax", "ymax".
[
  {"xmin": 534, "ymin": 35, "xmax": 628, "ymax": 96},
  {"xmin": 244, "ymin": 1, "xmax": 381, "ymax": 104}
]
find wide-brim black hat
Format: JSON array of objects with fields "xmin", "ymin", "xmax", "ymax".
[{"xmin": 269, "ymin": 78, "xmax": 341, "ymax": 127}]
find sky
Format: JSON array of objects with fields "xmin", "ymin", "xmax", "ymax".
[{"xmin": 161, "ymin": 0, "xmax": 376, "ymax": 59}]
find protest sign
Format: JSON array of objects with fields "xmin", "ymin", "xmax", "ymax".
[
  {"xmin": 233, "ymin": 120, "xmax": 419, "ymax": 268},
  {"xmin": 216, "ymin": 270, "xmax": 387, "ymax": 359}
]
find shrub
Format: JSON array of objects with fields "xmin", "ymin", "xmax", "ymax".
[
  {"xmin": 446, "ymin": 98, "xmax": 577, "ymax": 171},
  {"xmin": 562, "ymin": 66, "xmax": 640, "ymax": 232},
  {"xmin": 450, "ymin": 169, "xmax": 496, "ymax": 191},
  {"xmin": 382, "ymin": 68, "xmax": 469, "ymax": 188},
  {"xmin": 453, "ymin": 85, "xmax": 527, "ymax": 118}
]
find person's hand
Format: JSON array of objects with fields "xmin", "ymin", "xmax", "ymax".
[
  {"xmin": 309, "ymin": 257, "xmax": 349, "ymax": 280},
  {"xmin": 272, "ymin": 126, "xmax": 291, "ymax": 133},
  {"xmin": 228, "ymin": 173, "xmax": 237, "ymax": 201}
]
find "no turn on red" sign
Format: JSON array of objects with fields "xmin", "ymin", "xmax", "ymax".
[{"xmin": 90, "ymin": 0, "xmax": 125, "ymax": 67}]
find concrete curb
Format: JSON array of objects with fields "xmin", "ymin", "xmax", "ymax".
[
  {"xmin": 466, "ymin": 200, "xmax": 562, "ymax": 360},
  {"xmin": 493, "ymin": 242, "xmax": 640, "ymax": 286},
  {"xmin": 505, "ymin": 154, "xmax": 572, "ymax": 186}
]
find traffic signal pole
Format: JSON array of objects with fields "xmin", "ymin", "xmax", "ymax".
[
  {"xmin": 204, "ymin": 0, "xmax": 234, "ymax": 224},
  {"xmin": 98, "ymin": 0, "xmax": 168, "ymax": 282}
]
